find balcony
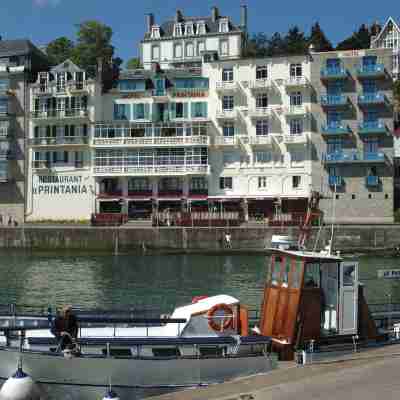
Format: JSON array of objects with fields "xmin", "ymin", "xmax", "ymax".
[
  {"xmin": 284, "ymin": 105, "xmax": 309, "ymax": 117},
  {"xmin": 33, "ymin": 161, "xmax": 87, "ymax": 170},
  {"xmin": 93, "ymin": 164, "xmax": 210, "ymax": 176},
  {"xmin": 29, "ymin": 136, "xmax": 89, "ymax": 146},
  {"xmin": 127, "ymin": 190, "xmax": 153, "ymax": 198},
  {"xmin": 358, "ymin": 93, "xmax": 389, "ymax": 107},
  {"xmin": 158, "ymin": 190, "xmax": 183, "ymax": 199},
  {"xmin": 249, "ymin": 135, "xmax": 273, "ymax": 146},
  {"xmin": 0, "ymin": 150, "xmax": 9, "ymax": 161},
  {"xmin": 170, "ymin": 88, "xmax": 208, "ymax": 98},
  {"xmin": 320, "ymin": 68, "xmax": 349, "ymax": 80},
  {"xmin": 216, "ymin": 109, "xmax": 237, "ymax": 120},
  {"xmin": 328, "ymin": 175, "xmax": 343, "ymax": 187},
  {"xmin": 285, "ymin": 76, "xmax": 309, "ymax": 88},
  {"xmin": 321, "ymin": 95, "xmax": 349, "ymax": 108},
  {"xmin": 92, "ymin": 135, "xmax": 209, "ymax": 147},
  {"xmin": 323, "ymin": 150, "xmax": 389, "ymax": 164},
  {"xmin": 215, "ymin": 81, "xmax": 238, "ymax": 93},
  {"xmin": 188, "ymin": 189, "xmax": 208, "ymax": 199},
  {"xmin": 283, "ymin": 133, "xmax": 307, "ymax": 145},
  {"xmin": 66, "ymin": 81, "xmax": 90, "ymax": 94},
  {"xmin": 214, "ymin": 136, "xmax": 237, "ymax": 146},
  {"xmin": 32, "ymin": 161, "xmax": 51, "ymax": 170},
  {"xmin": 356, "ymin": 64, "xmax": 387, "ymax": 79},
  {"xmin": 248, "ymin": 80, "xmax": 274, "ymax": 91},
  {"xmin": 98, "ymin": 190, "xmax": 123, "ymax": 198},
  {"xmin": 30, "ymin": 109, "xmax": 89, "ymax": 120},
  {"xmin": 321, "ymin": 123, "xmax": 351, "ymax": 136},
  {"xmin": 366, "ymin": 175, "xmax": 379, "ymax": 186},
  {"xmin": 248, "ymin": 108, "xmax": 272, "ymax": 119},
  {"xmin": 358, "ymin": 121, "xmax": 388, "ymax": 136}
]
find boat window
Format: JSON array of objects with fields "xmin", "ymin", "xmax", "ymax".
[
  {"xmin": 343, "ymin": 264, "xmax": 355, "ymax": 286},
  {"xmin": 292, "ymin": 259, "xmax": 303, "ymax": 289},
  {"xmin": 102, "ymin": 348, "xmax": 133, "ymax": 358},
  {"xmin": 199, "ymin": 346, "xmax": 225, "ymax": 357},
  {"xmin": 304, "ymin": 262, "xmax": 320, "ymax": 288},
  {"xmin": 320, "ymin": 262, "xmax": 339, "ymax": 335},
  {"xmin": 152, "ymin": 347, "xmax": 181, "ymax": 357},
  {"xmin": 282, "ymin": 257, "xmax": 291, "ymax": 287},
  {"xmin": 272, "ymin": 256, "xmax": 282, "ymax": 285}
]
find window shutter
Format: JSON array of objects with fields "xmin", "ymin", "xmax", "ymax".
[
  {"xmin": 152, "ymin": 104, "xmax": 158, "ymax": 122},
  {"xmin": 144, "ymin": 103, "xmax": 150, "ymax": 120},
  {"xmin": 170, "ymin": 103, "xmax": 176, "ymax": 119},
  {"xmin": 190, "ymin": 103, "xmax": 195, "ymax": 118},
  {"xmin": 114, "ymin": 103, "xmax": 119, "ymax": 120},
  {"xmin": 83, "ymin": 124, "xmax": 88, "ymax": 136},
  {"xmin": 183, "ymin": 103, "xmax": 188, "ymax": 118},
  {"xmin": 52, "ymin": 126, "xmax": 57, "ymax": 137},
  {"xmin": 34, "ymin": 126, "xmax": 39, "ymax": 138},
  {"xmin": 202, "ymin": 102, "xmax": 207, "ymax": 117},
  {"xmin": 64, "ymin": 151, "xmax": 69, "ymax": 163},
  {"xmin": 132, "ymin": 104, "xmax": 137, "ymax": 120},
  {"xmin": 70, "ymin": 125, "xmax": 75, "ymax": 136}
]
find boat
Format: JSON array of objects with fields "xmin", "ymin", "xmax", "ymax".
[{"xmin": 0, "ymin": 295, "xmax": 275, "ymax": 400}]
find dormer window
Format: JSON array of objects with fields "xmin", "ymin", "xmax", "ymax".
[
  {"xmin": 219, "ymin": 18, "xmax": 229, "ymax": 33},
  {"xmin": 151, "ymin": 25, "xmax": 160, "ymax": 39},
  {"xmin": 174, "ymin": 23, "xmax": 183, "ymax": 37},
  {"xmin": 185, "ymin": 22, "xmax": 194, "ymax": 36},
  {"xmin": 197, "ymin": 21, "xmax": 206, "ymax": 35}
]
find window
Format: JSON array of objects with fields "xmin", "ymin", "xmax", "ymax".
[
  {"xmin": 290, "ymin": 63, "xmax": 302, "ymax": 77},
  {"xmin": 291, "ymin": 149, "xmax": 304, "ymax": 163},
  {"xmin": 133, "ymin": 103, "xmax": 147, "ymax": 120},
  {"xmin": 174, "ymin": 44, "xmax": 182, "ymax": 58},
  {"xmin": 0, "ymin": 79, "xmax": 9, "ymax": 92},
  {"xmin": 364, "ymin": 111, "xmax": 378, "ymax": 123},
  {"xmin": 351, "ymin": 194, "xmax": 356, "ymax": 200},
  {"xmin": 328, "ymin": 166, "xmax": 339, "ymax": 177},
  {"xmin": 219, "ymin": 18, "xmax": 229, "ymax": 33},
  {"xmin": 0, "ymin": 99, "xmax": 7, "ymax": 115},
  {"xmin": 326, "ymin": 58, "xmax": 341, "ymax": 72},
  {"xmin": 114, "ymin": 104, "xmax": 129, "ymax": 120},
  {"xmin": 197, "ymin": 41, "xmax": 205, "ymax": 55},
  {"xmin": 186, "ymin": 42, "xmax": 194, "ymax": 57},
  {"xmin": 151, "ymin": 26, "xmax": 160, "ymax": 39},
  {"xmin": 292, "ymin": 176, "xmax": 301, "ymax": 188},
  {"xmin": 290, "ymin": 91, "xmax": 302, "ymax": 106},
  {"xmin": 56, "ymin": 72, "xmax": 66, "ymax": 92},
  {"xmin": 222, "ymin": 95, "xmax": 234, "ymax": 110},
  {"xmin": 362, "ymin": 55, "xmax": 377, "ymax": 68},
  {"xmin": 362, "ymin": 79, "xmax": 376, "ymax": 94},
  {"xmin": 197, "ymin": 21, "xmax": 206, "ymax": 35},
  {"xmin": 0, "ymin": 121, "xmax": 8, "ymax": 137},
  {"xmin": 327, "ymin": 111, "xmax": 341, "ymax": 127},
  {"xmin": 220, "ymin": 40, "xmax": 229, "ymax": 56},
  {"xmin": 222, "ymin": 68, "xmax": 233, "ymax": 82},
  {"xmin": 327, "ymin": 138, "xmax": 342, "ymax": 154},
  {"xmin": 256, "ymin": 93, "xmax": 268, "ymax": 108},
  {"xmin": 191, "ymin": 102, "xmax": 207, "ymax": 118},
  {"xmin": 223, "ymin": 152, "xmax": 236, "ymax": 166},
  {"xmin": 190, "ymin": 177, "xmax": 207, "ymax": 190},
  {"xmin": 255, "ymin": 151, "xmax": 271, "ymax": 163},
  {"xmin": 151, "ymin": 45, "xmax": 160, "ymax": 60},
  {"xmin": 256, "ymin": 65, "xmax": 268, "ymax": 80},
  {"xmin": 223, "ymin": 122, "xmax": 234, "ymax": 137},
  {"xmin": 364, "ymin": 137, "xmax": 379, "ymax": 154},
  {"xmin": 185, "ymin": 23, "xmax": 194, "ymax": 36},
  {"xmin": 290, "ymin": 119, "xmax": 303, "ymax": 135},
  {"xmin": 256, "ymin": 120, "xmax": 269, "ymax": 136},
  {"xmin": 327, "ymin": 81, "xmax": 343, "ymax": 96},
  {"xmin": 219, "ymin": 177, "xmax": 233, "ymax": 189},
  {"xmin": 174, "ymin": 23, "xmax": 183, "ymax": 37},
  {"xmin": 258, "ymin": 177, "xmax": 267, "ymax": 188},
  {"xmin": 175, "ymin": 102, "xmax": 184, "ymax": 118}
]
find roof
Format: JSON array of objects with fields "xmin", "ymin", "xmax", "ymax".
[
  {"xmin": 144, "ymin": 16, "xmax": 242, "ymax": 40},
  {"xmin": 0, "ymin": 39, "xmax": 37, "ymax": 57},
  {"xmin": 371, "ymin": 17, "xmax": 400, "ymax": 45},
  {"xmin": 119, "ymin": 68, "xmax": 204, "ymax": 80},
  {"xmin": 51, "ymin": 59, "xmax": 84, "ymax": 74}
]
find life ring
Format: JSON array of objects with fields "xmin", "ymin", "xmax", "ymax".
[{"xmin": 207, "ymin": 303, "xmax": 234, "ymax": 332}]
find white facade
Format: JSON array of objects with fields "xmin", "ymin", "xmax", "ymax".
[
  {"xmin": 26, "ymin": 60, "xmax": 100, "ymax": 221},
  {"xmin": 371, "ymin": 17, "xmax": 400, "ymax": 79}
]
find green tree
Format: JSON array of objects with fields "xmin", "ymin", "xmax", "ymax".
[
  {"xmin": 284, "ymin": 26, "xmax": 308, "ymax": 55},
  {"xmin": 308, "ymin": 22, "xmax": 333, "ymax": 52},
  {"xmin": 46, "ymin": 37, "xmax": 74, "ymax": 66},
  {"xmin": 336, "ymin": 24, "xmax": 371, "ymax": 50},
  {"xmin": 126, "ymin": 57, "xmax": 142, "ymax": 69},
  {"xmin": 71, "ymin": 20, "xmax": 116, "ymax": 77},
  {"xmin": 267, "ymin": 32, "xmax": 286, "ymax": 56}
]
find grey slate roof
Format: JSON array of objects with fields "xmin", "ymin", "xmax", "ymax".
[
  {"xmin": 144, "ymin": 16, "xmax": 241, "ymax": 40},
  {"xmin": 0, "ymin": 39, "xmax": 37, "ymax": 57}
]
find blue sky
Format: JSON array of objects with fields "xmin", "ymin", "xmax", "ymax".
[{"xmin": 0, "ymin": 0, "xmax": 396, "ymax": 65}]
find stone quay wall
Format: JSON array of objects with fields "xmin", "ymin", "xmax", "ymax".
[{"xmin": 0, "ymin": 225, "xmax": 399, "ymax": 253}]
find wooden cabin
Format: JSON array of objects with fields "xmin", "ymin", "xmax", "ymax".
[{"xmin": 259, "ymin": 249, "xmax": 377, "ymax": 360}]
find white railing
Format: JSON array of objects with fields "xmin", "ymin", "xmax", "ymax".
[
  {"xmin": 248, "ymin": 108, "xmax": 272, "ymax": 118},
  {"xmin": 29, "ymin": 137, "xmax": 89, "ymax": 146},
  {"xmin": 214, "ymin": 136, "xmax": 237, "ymax": 146},
  {"xmin": 249, "ymin": 136, "xmax": 273, "ymax": 145},
  {"xmin": 30, "ymin": 109, "xmax": 89, "ymax": 119},
  {"xmin": 93, "ymin": 164, "xmax": 210, "ymax": 175},
  {"xmin": 285, "ymin": 76, "xmax": 309, "ymax": 86},
  {"xmin": 216, "ymin": 109, "xmax": 237, "ymax": 119},
  {"xmin": 92, "ymin": 136, "xmax": 210, "ymax": 147},
  {"xmin": 33, "ymin": 81, "xmax": 89, "ymax": 96},
  {"xmin": 215, "ymin": 81, "xmax": 238, "ymax": 91},
  {"xmin": 248, "ymin": 80, "xmax": 273, "ymax": 90},
  {"xmin": 284, "ymin": 105, "xmax": 309, "ymax": 116},
  {"xmin": 283, "ymin": 133, "xmax": 307, "ymax": 144}
]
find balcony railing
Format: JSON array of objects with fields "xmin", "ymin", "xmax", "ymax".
[
  {"xmin": 285, "ymin": 76, "xmax": 309, "ymax": 87},
  {"xmin": 127, "ymin": 190, "xmax": 153, "ymax": 198},
  {"xmin": 248, "ymin": 108, "xmax": 272, "ymax": 119},
  {"xmin": 356, "ymin": 64, "xmax": 387, "ymax": 78},
  {"xmin": 366, "ymin": 175, "xmax": 379, "ymax": 186},
  {"xmin": 216, "ymin": 109, "xmax": 237, "ymax": 120},
  {"xmin": 283, "ymin": 133, "xmax": 307, "ymax": 144},
  {"xmin": 32, "ymin": 81, "xmax": 90, "ymax": 96},
  {"xmin": 358, "ymin": 121, "xmax": 388, "ymax": 135},
  {"xmin": 158, "ymin": 190, "xmax": 183, "ymax": 198},
  {"xmin": 328, "ymin": 175, "xmax": 343, "ymax": 186},
  {"xmin": 170, "ymin": 88, "xmax": 208, "ymax": 98},
  {"xmin": 320, "ymin": 68, "xmax": 348, "ymax": 80},
  {"xmin": 92, "ymin": 136, "xmax": 209, "ymax": 147},
  {"xmin": 358, "ymin": 93, "xmax": 389, "ymax": 106},
  {"xmin": 249, "ymin": 135, "xmax": 272, "ymax": 146},
  {"xmin": 33, "ymin": 161, "xmax": 87, "ymax": 169},
  {"xmin": 0, "ymin": 150, "xmax": 10, "ymax": 161},
  {"xmin": 93, "ymin": 164, "xmax": 210, "ymax": 176},
  {"xmin": 214, "ymin": 136, "xmax": 237, "ymax": 146},
  {"xmin": 284, "ymin": 105, "xmax": 308, "ymax": 116},
  {"xmin": 98, "ymin": 191, "xmax": 123, "ymax": 198},
  {"xmin": 215, "ymin": 81, "xmax": 238, "ymax": 92},
  {"xmin": 30, "ymin": 109, "xmax": 89, "ymax": 119},
  {"xmin": 29, "ymin": 136, "xmax": 89, "ymax": 146},
  {"xmin": 323, "ymin": 150, "xmax": 389, "ymax": 164},
  {"xmin": 321, "ymin": 123, "xmax": 351, "ymax": 136},
  {"xmin": 248, "ymin": 80, "xmax": 273, "ymax": 91},
  {"xmin": 321, "ymin": 95, "xmax": 349, "ymax": 107}
]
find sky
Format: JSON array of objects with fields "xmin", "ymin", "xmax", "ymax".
[{"xmin": 0, "ymin": 0, "xmax": 397, "ymax": 65}]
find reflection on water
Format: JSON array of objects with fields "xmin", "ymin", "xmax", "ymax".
[{"xmin": 0, "ymin": 251, "xmax": 398, "ymax": 311}]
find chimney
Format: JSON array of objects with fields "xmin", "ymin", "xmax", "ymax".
[
  {"xmin": 240, "ymin": 5, "xmax": 247, "ymax": 31},
  {"xmin": 211, "ymin": 6, "xmax": 219, "ymax": 23},
  {"xmin": 175, "ymin": 10, "xmax": 183, "ymax": 23},
  {"xmin": 146, "ymin": 13, "xmax": 155, "ymax": 33}
]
